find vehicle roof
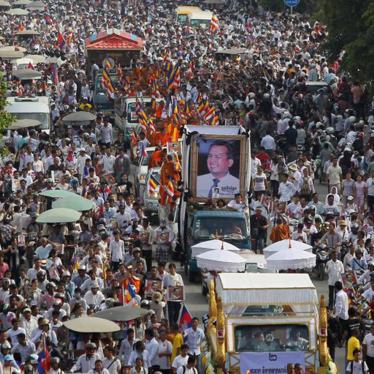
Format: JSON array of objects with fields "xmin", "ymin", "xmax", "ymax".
[
  {"xmin": 184, "ymin": 125, "xmax": 242, "ymax": 135},
  {"xmin": 189, "ymin": 10, "xmax": 213, "ymax": 20},
  {"xmin": 176, "ymin": 6, "xmax": 201, "ymax": 14},
  {"xmin": 216, "ymin": 273, "xmax": 318, "ymax": 306},
  {"xmin": 305, "ymin": 81, "xmax": 327, "ymax": 86},
  {"xmin": 193, "ymin": 210, "xmax": 245, "ymax": 218},
  {"xmin": 6, "ymin": 98, "xmax": 49, "ymax": 113}
]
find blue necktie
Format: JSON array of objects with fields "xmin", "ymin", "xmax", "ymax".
[{"xmin": 208, "ymin": 178, "xmax": 219, "ymax": 198}]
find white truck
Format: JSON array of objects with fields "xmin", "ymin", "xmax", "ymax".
[
  {"xmin": 6, "ymin": 96, "xmax": 51, "ymax": 133},
  {"xmin": 178, "ymin": 125, "xmax": 252, "ymax": 280}
]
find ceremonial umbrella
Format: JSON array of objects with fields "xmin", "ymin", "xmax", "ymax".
[
  {"xmin": 94, "ymin": 305, "xmax": 151, "ymax": 322},
  {"xmin": 13, "ymin": 68, "xmax": 42, "ymax": 80},
  {"xmin": 36, "ymin": 208, "xmax": 81, "ymax": 224},
  {"xmin": 39, "ymin": 189, "xmax": 78, "ymax": 199},
  {"xmin": 64, "ymin": 317, "xmax": 120, "ymax": 333},
  {"xmin": 52, "ymin": 195, "xmax": 94, "ymax": 212},
  {"xmin": 196, "ymin": 249, "xmax": 246, "ymax": 272},
  {"xmin": 191, "ymin": 239, "xmax": 240, "ymax": 258},
  {"xmin": 13, "ymin": 0, "xmax": 31, "ymax": 5},
  {"xmin": 263, "ymin": 239, "xmax": 313, "ymax": 259},
  {"xmin": 62, "ymin": 111, "xmax": 96, "ymax": 123},
  {"xmin": 266, "ymin": 247, "xmax": 316, "ymax": 271},
  {"xmin": 16, "ymin": 30, "xmax": 39, "ymax": 36},
  {"xmin": 8, "ymin": 119, "xmax": 41, "ymax": 130},
  {"xmin": 5, "ymin": 7, "xmax": 29, "ymax": 15}
]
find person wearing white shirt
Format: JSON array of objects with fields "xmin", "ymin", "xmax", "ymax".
[
  {"xmin": 115, "ymin": 206, "xmax": 132, "ymax": 231},
  {"xmin": 176, "ymin": 356, "xmax": 198, "ymax": 374},
  {"xmin": 145, "ymin": 329, "xmax": 159, "ymax": 370},
  {"xmin": 363, "ymin": 325, "xmax": 374, "ymax": 372},
  {"xmin": 260, "ymin": 132, "xmax": 276, "ymax": 152},
  {"xmin": 334, "ymin": 281, "xmax": 349, "ymax": 344},
  {"xmin": 109, "ymin": 231, "xmax": 125, "ymax": 271},
  {"xmin": 102, "ymin": 346, "xmax": 121, "ymax": 374},
  {"xmin": 278, "ymin": 174, "xmax": 296, "ymax": 203},
  {"xmin": 71, "ymin": 343, "xmax": 101, "ymax": 373},
  {"xmin": 156, "ymin": 330, "xmax": 172, "ymax": 371},
  {"xmin": 102, "ymin": 150, "xmax": 116, "ymax": 175},
  {"xmin": 20, "ymin": 309, "xmax": 38, "ymax": 340},
  {"xmin": 164, "ymin": 263, "xmax": 184, "ymax": 324},
  {"xmin": 250, "ymin": 153, "xmax": 261, "ymax": 179},
  {"xmin": 326, "ymin": 251, "xmax": 344, "ymax": 309},
  {"xmin": 172, "ymin": 344, "xmax": 189, "ymax": 373},
  {"xmin": 363, "ymin": 280, "xmax": 374, "ymax": 303},
  {"xmin": 100, "ymin": 120, "xmax": 113, "ymax": 146},
  {"xmin": 184, "ymin": 319, "xmax": 205, "ymax": 357},
  {"xmin": 119, "ymin": 328, "xmax": 138, "ymax": 365},
  {"xmin": 83, "ymin": 282, "xmax": 105, "ymax": 309},
  {"xmin": 128, "ymin": 341, "xmax": 151, "ymax": 369}
]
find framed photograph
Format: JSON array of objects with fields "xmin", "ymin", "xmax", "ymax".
[
  {"xmin": 168, "ymin": 285, "xmax": 184, "ymax": 301},
  {"xmin": 167, "ymin": 141, "xmax": 181, "ymax": 155},
  {"xmin": 191, "ymin": 135, "xmax": 245, "ymax": 200},
  {"xmin": 144, "ymin": 279, "xmax": 163, "ymax": 298}
]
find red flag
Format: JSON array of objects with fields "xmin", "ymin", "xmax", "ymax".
[
  {"xmin": 57, "ymin": 32, "xmax": 65, "ymax": 49},
  {"xmin": 177, "ymin": 304, "xmax": 193, "ymax": 331}
]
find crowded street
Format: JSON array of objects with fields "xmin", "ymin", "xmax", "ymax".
[{"xmin": 0, "ymin": 0, "xmax": 374, "ymax": 373}]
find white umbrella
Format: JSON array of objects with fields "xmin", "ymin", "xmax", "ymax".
[
  {"xmin": 196, "ymin": 249, "xmax": 246, "ymax": 272},
  {"xmin": 266, "ymin": 247, "xmax": 316, "ymax": 271},
  {"xmin": 191, "ymin": 239, "xmax": 240, "ymax": 258},
  {"xmin": 263, "ymin": 239, "xmax": 313, "ymax": 258}
]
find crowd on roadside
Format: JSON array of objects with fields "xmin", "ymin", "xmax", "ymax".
[{"xmin": 1, "ymin": 0, "xmax": 374, "ymax": 372}]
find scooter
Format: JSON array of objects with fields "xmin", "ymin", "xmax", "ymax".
[{"xmin": 314, "ymin": 244, "xmax": 330, "ymax": 280}]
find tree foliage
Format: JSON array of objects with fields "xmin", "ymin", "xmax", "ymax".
[
  {"xmin": 0, "ymin": 73, "xmax": 14, "ymax": 131},
  {"xmin": 318, "ymin": 0, "xmax": 374, "ymax": 82}
]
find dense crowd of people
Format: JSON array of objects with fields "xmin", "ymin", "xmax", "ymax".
[{"xmin": 1, "ymin": 0, "xmax": 374, "ymax": 372}]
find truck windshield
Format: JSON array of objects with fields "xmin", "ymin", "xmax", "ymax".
[
  {"xmin": 127, "ymin": 101, "xmax": 153, "ymax": 123},
  {"xmin": 235, "ymin": 324, "xmax": 309, "ymax": 352},
  {"xmin": 193, "ymin": 217, "xmax": 248, "ymax": 242}
]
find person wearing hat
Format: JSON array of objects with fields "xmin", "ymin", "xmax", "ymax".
[
  {"xmin": 3, "ymin": 354, "xmax": 21, "ymax": 374},
  {"xmin": 72, "ymin": 265, "xmax": 89, "ymax": 289},
  {"xmin": 83, "ymin": 281, "xmax": 105, "ymax": 309},
  {"xmin": 11, "ymin": 331, "xmax": 36, "ymax": 364},
  {"xmin": 71, "ymin": 342, "xmax": 101, "ymax": 373},
  {"xmin": 31, "ymin": 317, "xmax": 57, "ymax": 347},
  {"xmin": 149, "ymin": 291, "xmax": 165, "ymax": 322},
  {"xmin": 20, "ymin": 308, "xmax": 38, "ymax": 340}
]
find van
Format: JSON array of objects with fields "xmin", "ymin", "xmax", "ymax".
[
  {"xmin": 6, "ymin": 96, "xmax": 51, "ymax": 133},
  {"xmin": 188, "ymin": 10, "xmax": 213, "ymax": 28},
  {"xmin": 176, "ymin": 6, "xmax": 202, "ymax": 23}
]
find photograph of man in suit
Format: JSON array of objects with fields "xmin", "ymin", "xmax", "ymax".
[{"xmin": 196, "ymin": 140, "xmax": 240, "ymax": 198}]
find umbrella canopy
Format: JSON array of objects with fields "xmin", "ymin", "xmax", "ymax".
[
  {"xmin": 196, "ymin": 249, "xmax": 246, "ymax": 272},
  {"xmin": 13, "ymin": 0, "xmax": 31, "ymax": 5},
  {"xmin": 191, "ymin": 239, "xmax": 240, "ymax": 258},
  {"xmin": 39, "ymin": 189, "xmax": 78, "ymax": 199},
  {"xmin": 14, "ymin": 57, "xmax": 34, "ymax": 66},
  {"xmin": 0, "ymin": 46, "xmax": 27, "ymax": 52},
  {"xmin": 36, "ymin": 208, "xmax": 81, "ymax": 224},
  {"xmin": 16, "ymin": 30, "xmax": 39, "ymax": 36},
  {"xmin": 24, "ymin": 54, "xmax": 46, "ymax": 64},
  {"xmin": 63, "ymin": 316, "xmax": 120, "ymax": 333},
  {"xmin": 52, "ymin": 195, "xmax": 94, "ymax": 212},
  {"xmin": 94, "ymin": 305, "xmax": 151, "ymax": 322},
  {"xmin": 26, "ymin": 0, "xmax": 44, "ymax": 9},
  {"xmin": 0, "ymin": 1, "xmax": 10, "ymax": 6},
  {"xmin": 13, "ymin": 68, "xmax": 42, "ymax": 80},
  {"xmin": 0, "ymin": 50, "xmax": 24, "ymax": 59},
  {"xmin": 5, "ymin": 7, "xmax": 29, "ymax": 15},
  {"xmin": 8, "ymin": 118, "xmax": 41, "ymax": 130},
  {"xmin": 266, "ymin": 248, "xmax": 316, "ymax": 271},
  {"xmin": 62, "ymin": 111, "xmax": 96, "ymax": 123},
  {"xmin": 263, "ymin": 239, "xmax": 313, "ymax": 259}
]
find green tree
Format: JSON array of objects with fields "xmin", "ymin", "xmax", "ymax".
[
  {"xmin": 0, "ymin": 72, "xmax": 14, "ymax": 131},
  {"xmin": 317, "ymin": 0, "xmax": 374, "ymax": 81}
]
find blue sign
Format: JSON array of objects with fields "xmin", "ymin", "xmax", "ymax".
[{"xmin": 284, "ymin": 0, "xmax": 300, "ymax": 7}]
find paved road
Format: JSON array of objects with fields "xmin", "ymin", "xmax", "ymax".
[{"xmin": 181, "ymin": 180, "xmax": 347, "ymax": 372}]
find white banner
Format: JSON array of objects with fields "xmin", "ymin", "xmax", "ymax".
[{"xmin": 240, "ymin": 352, "xmax": 305, "ymax": 374}]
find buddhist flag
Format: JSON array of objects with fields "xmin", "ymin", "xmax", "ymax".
[
  {"xmin": 148, "ymin": 173, "xmax": 160, "ymax": 193},
  {"xmin": 210, "ymin": 15, "xmax": 219, "ymax": 33},
  {"xmin": 101, "ymin": 69, "xmax": 115, "ymax": 98}
]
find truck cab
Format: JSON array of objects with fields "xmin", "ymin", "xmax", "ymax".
[
  {"xmin": 114, "ymin": 96, "xmax": 162, "ymax": 134},
  {"xmin": 183, "ymin": 209, "xmax": 250, "ymax": 281},
  {"xmin": 5, "ymin": 96, "xmax": 51, "ymax": 133}
]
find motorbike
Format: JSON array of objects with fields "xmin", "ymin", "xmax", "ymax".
[{"xmin": 314, "ymin": 244, "xmax": 330, "ymax": 280}]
